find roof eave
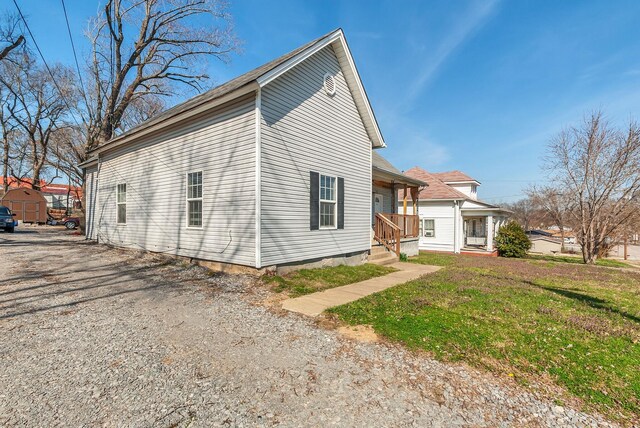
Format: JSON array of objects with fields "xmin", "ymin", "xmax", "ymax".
[
  {"xmin": 373, "ymin": 166, "xmax": 427, "ymax": 187},
  {"xmin": 78, "ymin": 157, "xmax": 98, "ymax": 169},
  {"xmin": 416, "ymin": 197, "xmax": 466, "ymax": 202},
  {"xmin": 443, "ymin": 180, "xmax": 481, "ymax": 186}
]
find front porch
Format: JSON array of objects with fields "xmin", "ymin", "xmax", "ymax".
[
  {"xmin": 461, "ymin": 213, "xmax": 508, "ymax": 254},
  {"xmin": 370, "ymin": 157, "xmax": 426, "ymax": 257}
]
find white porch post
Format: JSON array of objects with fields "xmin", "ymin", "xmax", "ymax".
[
  {"xmin": 487, "ymin": 215, "xmax": 494, "ymax": 251},
  {"xmin": 454, "ymin": 202, "xmax": 461, "ymax": 253}
]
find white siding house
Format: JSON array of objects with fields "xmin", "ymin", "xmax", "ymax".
[
  {"xmin": 401, "ymin": 168, "xmax": 509, "ymax": 254},
  {"xmin": 82, "ymin": 29, "xmax": 423, "ymax": 271}
]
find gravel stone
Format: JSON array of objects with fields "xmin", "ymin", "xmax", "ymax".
[{"xmin": 0, "ymin": 228, "xmax": 617, "ymax": 427}]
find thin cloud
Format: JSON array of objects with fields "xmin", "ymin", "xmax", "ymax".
[{"xmin": 403, "ymin": 0, "xmax": 500, "ymax": 107}]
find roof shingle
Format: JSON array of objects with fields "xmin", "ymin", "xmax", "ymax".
[
  {"xmin": 402, "ymin": 167, "xmax": 468, "ymax": 200},
  {"xmin": 432, "ymin": 170, "xmax": 477, "ymax": 183}
]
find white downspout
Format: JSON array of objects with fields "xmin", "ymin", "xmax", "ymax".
[
  {"xmin": 487, "ymin": 214, "xmax": 494, "ymax": 252},
  {"xmin": 254, "ymin": 88, "xmax": 262, "ymax": 269},
  {"xmin": 95, "ymin": 153, "xmax": 101, "ymax": 243},
  {"xmin": 453, "ymin": 201, "xmax": 461, "ymax": 254}
]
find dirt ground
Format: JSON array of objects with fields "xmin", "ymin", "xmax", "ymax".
[{"xmin": 0, "ymin": 227, "xmax": 615, "ymax": 427}]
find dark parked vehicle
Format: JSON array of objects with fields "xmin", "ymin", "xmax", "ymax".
[
  {"xmin": 0, "ymin": 205, "xmax": 17, "ymax": 233},
  {"xmin": 62, "ymin": 216, "xmax": 80, "ymax": 230}
]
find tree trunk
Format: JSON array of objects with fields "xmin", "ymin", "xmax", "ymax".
[{"xmin": 2, "ymin": 134, "xmax": 8, "ymax": 193}]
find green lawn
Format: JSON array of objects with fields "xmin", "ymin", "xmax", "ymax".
[
  {"xmin": 264, "ymin": 263, "xmax": 397, "ymax": 297},
  {"xmin": 329, "ymin": 252, "xmax": 640, "ymax": 424},
  {"xmin": 527, "ymin": 254, "xmax": 632, "ymax": 268}
]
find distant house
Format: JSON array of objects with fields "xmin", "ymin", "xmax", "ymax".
[
  {"xmin": 81, "ymin": 29, "xmax": 424, "ymax": 272},
  {"xmin": 528, "ymin": 235, "xmax": 563, "ymax": 255},
  {"xmin": 527, "ymin": 228, "xmax": 578, "ymax": 245},
  {"xmin": 399, "ymin": 168, "xmax": 510, "ymax": 254}
]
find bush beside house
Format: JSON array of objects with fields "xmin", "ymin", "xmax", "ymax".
[{"xmin": 495, "ymin": 221, "xmax": 531, "ymax": 258}]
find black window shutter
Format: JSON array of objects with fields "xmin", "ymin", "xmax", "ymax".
[
  {"xmin": 310, "ymin": 171, "xmax": 319, "ymax": 230},
  {"xmin": 337, "ymin": 177, "xmax": 344, "ymax": 229}
]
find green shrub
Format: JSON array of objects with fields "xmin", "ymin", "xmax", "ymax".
[
  {"xmin": 495, "ymin": 221, "xmax": 531, "ymax": 258},
  {"xmin": 399, "ymin": 253, "xmax": 408, "ymax": 262}
]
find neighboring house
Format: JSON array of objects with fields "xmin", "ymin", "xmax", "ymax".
[
  {"xmin": 526, "ymin": 229, "xmax": 554, "ymax": 238},
  {"xmin": 528, "ymin": 235, "xmax": 563, "ymax": 255},
  {"xmin": 81, "ymin": 29, "xmax": 423, "ymax": 272},
  {"xmin": 399, "ymin": 168, "xmax": 510, "ymax": 254},
  {"xmin": 41, "ymin": 184, "xmax": 82, "ymax": 210}
]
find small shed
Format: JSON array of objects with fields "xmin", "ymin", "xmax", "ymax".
[{"xmin": 1, "ymin": 188, "xmax": 48, "ymax": 224}]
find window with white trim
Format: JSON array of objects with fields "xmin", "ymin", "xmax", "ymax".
[
  {"xmin": 320, "ymin": 174, "xmax": 337, "ymax": 228},
  {"xmin": 421, "ymin": 218, "xmax": 435, "ymax": 237},
  {"xmin": 116, "ymin": 183, "xmax": 126, "ymax": 224},
  {"xmin": 187, "ymin": 171, "xmax": 203, "ymax": 227}
]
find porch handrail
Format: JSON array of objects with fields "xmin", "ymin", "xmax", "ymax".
[
  {"xmin": 374, "ymin": 213, "xmax": 401, "ymax": 256},
  {"xmin": 386, "ymin": 213, "xmax": 420, "ymax": 238}
]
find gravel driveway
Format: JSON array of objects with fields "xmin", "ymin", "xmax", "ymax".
[{"xmin": 0, "ymin": 228, "xmax": 615, "ymax": 427}]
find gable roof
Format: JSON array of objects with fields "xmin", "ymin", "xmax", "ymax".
[
  {"xmin": 86, "ymin": 28, "xmax": 385, "ymax": 161},
  {"xmin": 403, "ymin": 167, "xmax": 468, "ymax": 200},
  {"xmin": 432, "ymin": 170, "xmax": 479, "ymax": 184}
]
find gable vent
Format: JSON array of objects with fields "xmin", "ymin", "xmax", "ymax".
[{"xmin": 323, "ymin": 73, "xmax": 336, "ymax": 96}]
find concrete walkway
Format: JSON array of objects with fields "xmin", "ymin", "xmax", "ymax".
[{"xmin": 281, "ymin": 262, "xmax": 442, "ymax": 317}]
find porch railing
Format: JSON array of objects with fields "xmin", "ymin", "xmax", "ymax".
[
  {"xmin": 374, "ymin": 213, "xmax": 401, "ymax": 256},
  {"xmin": 466, "ymin": 236, "xmax": 487, "ymax": 246},
  {"xmin": 387, "ymin": 214, "xmax": 420, "ymax": 238}
]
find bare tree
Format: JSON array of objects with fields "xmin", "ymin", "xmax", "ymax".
[
  {"xmin": 0, "ymin": 84, "xmax": 18, "ymax": 192},
  {"xmin": 542, "ymin": 112, "xmax": 640, "ymax": 264},
  {"xmin": 0, "ymin": 53, "xmax": 77, "ymax": 190},
  {"xmin": 504, "ymin": 198, "xmax": 537, "ymax": 231},
  {"xmin": 83, "ymin": 0, "xmax": 239, "ymax": 158},
  {"xmin": 0, "ymin": 13, "xmax": 25, "ymax": 62},
  {"xmin": 527, "ymin": 186, "xmax": 574, "ymax": 247}
]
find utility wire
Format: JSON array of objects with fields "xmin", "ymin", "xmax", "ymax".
[
  {"xmin": 60, "ymin": 0, "xmax": 91, "ymax": 122},
  {"xmin": 11, "ymin": 0, "xmax": 85, "ymax": 128}
]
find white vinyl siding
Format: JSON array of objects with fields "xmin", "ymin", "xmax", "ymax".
[
  {"xmin": 448, "ymin": 183, "xmax": 474, "ymax": 199},
  {"xmin": 415, "ymin": 201, "xmax": 456, "ymax": 252},
  {"xmin": 260, "ymin": 45, "xmax": 371, "ymax": 265},
  {"xmin": 84, "ymin": 166, "xmax": 98, "ymax": 240},
  {"xmin": 91, "ymin": 94, "xmax": 257, "ymax": 266}
]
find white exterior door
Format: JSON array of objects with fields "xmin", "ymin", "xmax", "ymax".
[
  {"xmin": 372, "ymin": 193, "xmax": 384, "ymax": 225},
  {"xmin": 374, "ymin": 193, "xmax": 384, "ymax": 214}
]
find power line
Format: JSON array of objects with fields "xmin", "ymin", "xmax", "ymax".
[
  {"xmin": 60, "ymin": 0, "xmax": 90, "ymax": 121},
  {"xmin": 11, "ymin": 0, "xmax": 85, "ymax": 129}
]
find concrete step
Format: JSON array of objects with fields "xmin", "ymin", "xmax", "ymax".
[
  {"xmin": 371, "ymin": 246, "xmax": 390, "ymax": 256},
  {"xmin": 370, "ymin": 254, "xmax": 399, "ymax": 265},
  {"xmin": 369, "ymin": 250, "xmax": 399, "ymax": 265}
]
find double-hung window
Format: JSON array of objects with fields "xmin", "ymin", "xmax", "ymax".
[
  {"xmin": 116, "ymin": 183, "xmax": 126, "ymax": 224},
  {"xmin": 319, "ymin": 174, "xmax": 337, "ymax": 228},
  {"xmin": 186, "ymin": 171, "xmax": 203, "ymax": 227},
  {"xmin": 422, "ymin": 218, "xmax": 435, "ymax": 237}
]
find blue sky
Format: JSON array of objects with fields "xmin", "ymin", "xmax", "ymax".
[{"xmin": 4, "ymin": 0, "xmax": 640, "ymax": 202}]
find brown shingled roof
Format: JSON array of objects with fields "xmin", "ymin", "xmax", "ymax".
[
  {"xmin": 402, "ymin": 167, "xmax": 468, "ymax": 200},
  {"xmin": 432, "ymin": 170, "xmax": 477, "ymax": 183}
]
